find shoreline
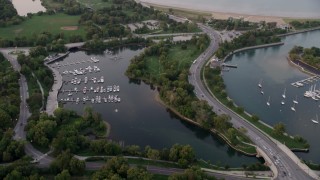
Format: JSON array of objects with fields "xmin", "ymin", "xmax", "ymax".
[
  {"xmin": 138, "ymin": 1, "xmax": 320, "ymax": 26},
  {"xmin": 154, "ymin": 92, "xmax": 257, "ymax": 157},
  {"xmin": 204, "ymin": 42, "xmax": 311, "ymax": 152},
  {"xmin": 286, "ymin": 56, "xmax": 319, "ymax": 77}
]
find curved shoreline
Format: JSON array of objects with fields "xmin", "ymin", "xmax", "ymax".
[
  {"xmin": 209, "ymin": 42, "xmax": 310, "ymax": 152},
  {"xmin": 277, "ymin": 27, "xmax": 320, "ymax": 37},
  {"xmin": 287, "ymin": 57, "xmax": 319, "ymax": 76},
  {"xmin": 154, "ymin": 93, "xmax": 257, "ymax": 157},
  {"xmin": 222, "ymin": 42, "xmax": 285, "ymax": 62}
]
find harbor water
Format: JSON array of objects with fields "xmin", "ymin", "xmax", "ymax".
[
  {"xmin": 222, "ymin": 30, "xmax": 320, "ymax": 163},
  {"xmin": 55, "ymin": 46, "xmax": 259, "ymax": 166}
]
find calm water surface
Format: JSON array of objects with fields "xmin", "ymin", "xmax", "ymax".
[
  {"xmin": 56, "ymin": 46, "xmax": 258, "ymax": 166},
  {"xmin": 141, "ymin": 0, "xmax": 320, "ymax": 18},
  {"xmin": 12, "ymin": 0, "xmax": 46, "ymax": 16},
  {"xmin": 223, "ymin": 30, "xmax": 320, "ymax": 163}
]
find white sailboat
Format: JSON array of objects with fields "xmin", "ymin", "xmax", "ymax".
[
  {"xmin": 291, "ymin": 103, "xmax": 296, "ymax": 112},
  {"xmin": 266, "ymin": 96, "xmax": 271, "ymax": 106},
  {"xmin": 282, "ymin": 88, "xmax": 286, "ymax": 99},
  {"xmin": 261, "ymin": 90, "xmax": 264, "ymax": 95},
  {"xmin": 258, "ymin": 79, "xmax": 262, "ymax": 88},
  {"xmin": 293, "ymin": 95, "xmax": 298, "ymax": 104},
  {"xmin": 281, "ymin": 100, "xmax": 285, "ymax": 105},
  {"xmin": 304, "ymin": 85, "xmax": 313, "ymax": 98},
  {"xmin": 311, "ymin": 114, "xmax": 319, "ymax": 124}
]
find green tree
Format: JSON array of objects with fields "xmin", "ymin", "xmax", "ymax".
[
  {"xmin": 127, "ymin": 167, "xmax": 153, "ymax": 180},
  {"xmin": 54, "ymin": 170, "xmax": 71, "ymax": 180},
  {"xmin": 273, "ymin": 122, "xmax": 286, "ymax": 136},
  {"xmin": 69, "ymin": 158, "xmax": 85, "ymax": 175},
  {"xmin": 169, "ymin": 166, "xmax": 217, "ymax": 180}
]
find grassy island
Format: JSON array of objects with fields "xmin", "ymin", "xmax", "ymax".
[{"xmin": 289, "ymin": 46, "xmax": 320, "ymax": 70}]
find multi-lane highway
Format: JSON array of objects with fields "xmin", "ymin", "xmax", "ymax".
[{"xmin": 188, "ymin": 24, "xmax": 317, "ymax": 180}]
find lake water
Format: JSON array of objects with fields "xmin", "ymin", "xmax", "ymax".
[
  {"xmin": 222, "ymin": 30, "xmax": 320, "ymax": 163},
  {"xmin": 12, "ymin": 0, "xmax": 46, "ymax": 16},
  {"xmin": 141, "ymin": 0, "xmax": 320, "ymax": 18},
  {"xmin": 55, "ymin": 46, "xmax": 259, "ymax": 166}
]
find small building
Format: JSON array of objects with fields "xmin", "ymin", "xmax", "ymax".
[{"xmin": 210, "ymin": 58, "xmax": 221, "ymax": 69}]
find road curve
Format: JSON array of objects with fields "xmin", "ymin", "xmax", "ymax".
[
  {"xmin": 1, "ymin": 48, "xmax": 55, "ymax": 167},
  {"xmin": 188, "ymin": 24, "xmax": 317, "ymax": 180}
]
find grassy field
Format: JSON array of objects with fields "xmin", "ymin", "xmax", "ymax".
[
  {"xmin": 0, "ymin": 13, "xmax": 85, "ymax": 40},
  {"xmin": 145, "ymin": 45, "xmax": 200, "ymax": 78},
  {"xmin": 147, "ymin": 3, "xmax": 211, "ymax": 21},
  {"xmin": 77, "ymin": 0, "xmax": 113, "ymax": 10},
  {"xmin": 41, "ymin": 0, "xmax": 64, "ymax": 10}
]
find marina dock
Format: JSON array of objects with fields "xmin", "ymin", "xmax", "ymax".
[
  {"xmin": 52, "ymin": 56, "xmax": 122, "ymax": 105},
  {"xmin": 291, "ymin": 76, "xmax": 320, "ymax": 87}
]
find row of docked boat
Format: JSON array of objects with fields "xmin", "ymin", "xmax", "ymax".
[
  {"xmin": 62, "ymin": 66, "xmax": 101, "ymax": 76},
  {"xmin": 82, "ymin": 85, "xmax": 120, "ymax": 94},
  {"xmin": 304, "ymin": 85, "xmax": 320, "ymax": 101},
  {"xmin": 68, "ymin": 76, "xmax": 104, "ymax": 85},
  {"xmin": 60, "ymin": 95, "xmax": 121, "ymax": 104},
  {"xmin": 60, "ymin": 85, "xmax": 120, "ymax": 94},
  {"xmin": 54, "ymin": 57, "xmax": 100, "ymax": 68},
  {"xmin": 91, "ymin": 57, "xmax": 100, "ymax": 63}
]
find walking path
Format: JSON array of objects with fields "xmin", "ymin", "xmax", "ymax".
[
  {"xmin": 31, "ymin": 72, "xmax": 45, "ymax": 111},
  {"xmin": 44, "ymin": 62, "xmax": 63, "ymax": 115}
]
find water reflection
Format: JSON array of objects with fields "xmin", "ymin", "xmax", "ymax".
[
  {"xmin": 57, "ymin": 46, "xmax": 258, "ymax": 166},
  {"xmin": 223, "ymin": 30, "xmax": 320, "ymax": 163}
]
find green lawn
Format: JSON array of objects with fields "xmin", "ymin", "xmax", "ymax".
[
  {"xmin": 41, "ymin": 0, "xmax": 65, "ymax": 10},
  {"xmin": 151, "ymin": 4, "xmax": 211, "ymax": 21},
  {"xmin": 77, "ymin": 0, "xmax": 113, "ymax": 10},
  {"xmin": 0, "ymin": 13, "xmax": 85, "ymax": 40},
  {"xmin": 26, "ymin": 75, "xmax": 41, "ymax": 96},
  {"xmin": 145, "ymin": 45, "xmax": 200, "ymax": 78}
]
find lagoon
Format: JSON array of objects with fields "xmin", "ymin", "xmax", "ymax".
[
  {"xmin": 223, "ymin": 30, "xmax": 320, "ymax": 163},
  {"xmin": 56, "ymin": 46, "xmax": 259, "ymax": 166}
]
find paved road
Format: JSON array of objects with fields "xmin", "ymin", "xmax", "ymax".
[
  {"xmin": 188, "ymin": 24, "xmax": 317, "ymax": 180},
  {"xmin": 0, "ymin": 48, "xmax": 55, "ymax": 166},
  {"xmin": 2, "ymin": 24, "xmax": 317, "ymax": 179},
  {"xmin": 44, "ymin": 62, "xmax": 63, "ymax": 115},
  {"xmin": 65, "ymin": 32, "xmax": 203, "ymax": 49}
]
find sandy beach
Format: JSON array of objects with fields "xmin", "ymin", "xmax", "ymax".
[{"xmin": 137, "ymin": 0, "xmax": 320, "ymax": 25}]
